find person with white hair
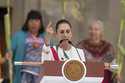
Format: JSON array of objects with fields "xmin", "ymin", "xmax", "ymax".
[{"xmin": 77, "ymin": 20, "xmax": 116, "ymax": 83}]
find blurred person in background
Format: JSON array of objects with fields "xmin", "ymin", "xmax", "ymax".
[
  {"xmin": 77, "ymin": 20, "xmax": 116, "ymax": 83},
  {"xmin": 5, "ymin": 10, "xmax": 52, "ymax": 83}
]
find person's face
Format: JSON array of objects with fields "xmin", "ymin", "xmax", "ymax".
[
  {"xmin": 89, "ymin": 23, "xmax": 103, "ymax": 41},
  {"xmin": 56, "ymin": 23, "xmax": 72, "ymax": 42},
  {"xmin": 28, "ymin": 19, "xmax": 41, "ymax": 34}
]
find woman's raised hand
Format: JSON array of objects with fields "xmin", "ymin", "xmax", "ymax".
[{"xmin": 46, "ymin": 22, "xmax": 55, "ymax": 35}]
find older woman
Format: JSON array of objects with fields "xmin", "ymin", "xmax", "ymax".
[{"xmin": 77, "ymin": 20, "xmax": 115, "ymax": 83}]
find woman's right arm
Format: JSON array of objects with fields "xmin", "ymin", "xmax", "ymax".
[{"xmin": 5, "ymin": 33, "xmax": 18, "ymax": 60}]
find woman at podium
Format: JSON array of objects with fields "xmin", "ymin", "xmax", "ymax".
[{"xmin": 43, "ymin": 19, "xmax": 86, "ymax": 62}]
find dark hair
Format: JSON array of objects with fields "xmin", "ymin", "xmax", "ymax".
[
  {"xmin": 22, "ymin": 10, "xmax": 44, "ymax": 35},
  {"xmin": 55, "ymin": 19, "xmax": 72, "ymax": 32},
  {"xmin": 56, "ymin": 19, "xmax": 73, "ymax": 45}
]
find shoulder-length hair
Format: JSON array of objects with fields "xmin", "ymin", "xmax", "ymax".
[{"xmin": 22, "ymin": 10, "xmax": 45, "ymax": 36}]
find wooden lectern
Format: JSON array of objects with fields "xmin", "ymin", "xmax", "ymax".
[{"xmin": 42, "ymin": 61, "xmax": 104, "ymax": 77}]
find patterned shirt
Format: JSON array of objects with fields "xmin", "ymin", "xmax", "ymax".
[{"xmin": 22, "ymin": 34, "xmax": 44, "ymax": 75}]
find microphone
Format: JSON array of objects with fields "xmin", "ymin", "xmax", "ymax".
[
  {"xmin": 59, "ymin": 39, "xmax": 70, "ymax": 50},
  {"xmin": 59, "ymin": 39, "xmax": 69, "ymax": 44}
]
